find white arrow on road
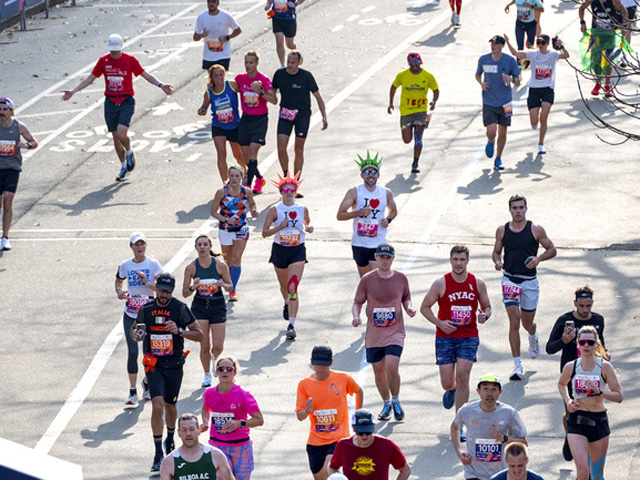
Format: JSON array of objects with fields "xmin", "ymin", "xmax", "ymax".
[{"xmin": 151, "ymin": 102, "xmax": 185, "ymax": 116}]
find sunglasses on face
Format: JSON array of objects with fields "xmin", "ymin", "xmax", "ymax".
[
  {"xmin": 281, "ymin": 187, "xmax": 296, "ymax": 193},
  {"xmin": 217, "ymin": 366, "xmax": 235, "ymax": 372},
  {"xmin": 356, "ymin": 432, "xmax": 372, "ymax": 437},
  {"xmin": 536, "ymin": 40, "xmax": 547, "ymax": 45},
  {"xmin": 363, "ymin": 169, "xmax": 378, "ymax": 175},
  {"xmin": 578, "ymin": 339, "xmax": 596, "ymax": 346},
  {"xmin": 408, "ymin": 60, "xmax": 421, "ymax": 66}
]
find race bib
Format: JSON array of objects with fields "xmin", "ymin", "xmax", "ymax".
[
  {"xmin": 150, "ymin": 334, "xmax": 173, "ymax": 356},
  {"xmin": 216, "ymin": 107, "xmax": 235, "ymax": 124},
  {"xmin": 502, "ymin": 282, "xmax": 521, "ymax": 302},
  {"xmin": 574, "ymin": 374, "xmax": 601, "ymax": 396},
  {"xmin": 207, "ymin": 38, "xmax": 223, "ymax": 52},
  {"xmin": 197, "ymin": 279, "xmax": 220, "ymax": 297},
  {"xmin": 279, "ymin": 107, "xmax": 298, "ymax": 121},
  {"xmin": 534, "ymin": 66, "xmax": 552, "ymax": 80},
  {"xmin": 450, "ymin": 305, "xmax": 472, "ymax": 326},
  {"xmin": 126, "ymin": 295, "xmax": 151, "ymax": 314},
  {"xmin": 483, "ymin": 64, "xmax": 498, "ymax": 74},
  {"xmin": 211, "ymin": 412, "xmax": 235, "ymax": 433},
  {"xmin": 373, "ymin": 307, "xmax": 396, "ymax": 327},
  {"xmin": 356, "ymin": 218, "xmax": 378, "ymax": 237},
  {"xmin": 279, "ymin": 230, "xmax": 301, "ymax": 246},
  {"xmin": 503, "ymin": 102, "xmax": 513, "ymax": 117},
  {"xmin": 475, "ymin": 438, "xmax": 502, "ymax": 462},
  {"xmin": 595, "ymin": 14, "xmax": 613, "ymax": 30},
  {"xmin": 516, "ymin": 6, "xmax": 531, "ymax": 21},
  {"xmin": 243, "ymin": 91, "xmax": 259, "ymax": 108},
  {"xmin": 313, "ymin": 409, "xmax": 339, "ymax": 432},
  {"xmin": 0, "ymin": 140, "xmax": 16, "ymax": 156},
  {"xmin": 235, "ymin": 225, "xmax": 250, "ymax": 240},
  {"xmin": 106, "ymin": 75, "xmax": 124, "ymax": 92},
  {"xmin": 274, "ymin": 0, "xmax": 288, "ymax": 12}
]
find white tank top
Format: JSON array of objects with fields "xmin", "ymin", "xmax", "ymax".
[
  {"xmin": 274, "ymin": 202, "xmax": 306, "ymax": 246},
  {"xmin": 571, "ymin": 357, "xmax": 604, "ymax": 399},
  {"xmin": 351, "ymin": 184, "xmax": 388, "ymax": 248}
]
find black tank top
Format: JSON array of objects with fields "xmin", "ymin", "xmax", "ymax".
[
  {"xmin": 503, "ymin": 220, "xmax": 539, "ymax": 280},
  {"xmin": 592, "ymin": 0, "xmax": 622, "ymax": 30}
]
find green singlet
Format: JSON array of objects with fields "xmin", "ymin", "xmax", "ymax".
[{"xmin": 172, "ymin": 445, "xmax": 217, "ymax": 480}]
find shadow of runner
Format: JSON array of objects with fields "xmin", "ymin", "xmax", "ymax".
[
  {"xmin": 51, "ymin": 182, "xmax": 137, "ymax": 217},
  {"xmin": 80, "ymin": 404, "xmax": 145, "ymax": 447},
  {"xmin": 458, "ymin": 168, "xmax": 504, "ymax": 200}
]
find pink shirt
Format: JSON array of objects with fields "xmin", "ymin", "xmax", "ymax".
[
  {"xmin": 234, "ymin": 71, "xmax": 273, "ymax": 115},
  {"xmin": 203, "ymin": 383, "xmax": 260, "ymax": 446}
]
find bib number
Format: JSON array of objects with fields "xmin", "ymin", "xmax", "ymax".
[
  {"xmin": 126, "ymin": 295, "xmax": 151, "ymax": 314},
  {"xmin": 574, "ymin": 375, "xmax": 601, "ymax": 396},
  {"xmin": 216, "ymin": 107, "xmax": 235, "ymax": 124},
  {"xmin": 106, "ymin": 76, "xmax": 124, "ymax": 92},
  {"xmin": 534, "ymin": 66, "xmax": 552, "ymax": 80},
  {"xmin": 502, "ymin": 283, "xmax": 522, "ymax": 302},
  {"xmin": 313, "ymin": 409, "xmax": 338, "ymax": 432},
  {"xmin": 503, "ymin": 102, "xmax": 513, "ymax": 117},
  {"xmin": 279, "ymin": 232, "xmax": 301, "ymax": 247},
  {"xmin": 373, "ymin": 307, "xmax": 396, "ymax": 327},
  {"xmin": 243, "ymin": 91, "xmax": 259, "ymax": 108},
  {"xmin": 150, "ymin": 334, "xmax": 173, "ymax": 356},
  {"xmin": 356, "ymin": 218, "xmax": 378, "ymax": 237},
  {"xmin": 207, "ymin": 38, "xmax": 223, "ymax": 52},
  {"xmin": 475, "ymin": 438, "xmax": 502, "ymax": 462},
  {"xmin": 197, "ymin": 279, "xmax": 220, "ymax": 297},
  {"xmin": 0, "ymin": 140, "xmax": 16, "ymax": 156},
  {"xmin": 236, "ymin": 225, "xmax": 250, "ymax": 240},
  {"xmin": 274, "ymin": 0, "xmax": 288, "ymax": 12},
  {"xmin": 211, "ymin": 412, "xmax": 235, "ymax": 433},
  {"xmin": 450, "ymin": 305, "xmax": 472, "ymax": 326},
  {"xmin": 279, "ymin": 107, "xmax": 298, "ymax": 121},
  {"xmin": 516, "ymin": 6, "xmax": 531, "ymax": 21}
]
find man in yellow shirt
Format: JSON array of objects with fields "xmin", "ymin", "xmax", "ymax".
[{"xmin": 388, "ymin": 52, "xmax": 439, "ymax": 174}]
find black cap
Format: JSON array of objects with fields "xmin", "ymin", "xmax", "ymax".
[
  {"xmin": 311, "ymin": 345, "xmax": 333, "ymax": 366},
  {"xmin": 489, "ymin": 35, "xmax": 506, "ymax": 45},
  {"xmin": 156, "ymin": 273, "xmax": 175, "ymax": 293},
  {"xmin": 352, "ymin": 409, "xmax": 376, "ymax": 434},
  {"xmin": 375, "ymin": 243, "xmax": 395, "ymax": 257}
]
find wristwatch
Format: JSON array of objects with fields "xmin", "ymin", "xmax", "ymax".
[
  {"xmin": 177, "ymin": 327, "xmax": 185, "ymax": 335},
  {"xmin": 502, "ymin": 434, "xmax": 508, "ymax": 443},
  {"xmin": 240, "ymin": 419, "xmax": 247, "ymax": 427}
]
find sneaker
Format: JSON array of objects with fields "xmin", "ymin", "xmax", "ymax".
[
  {"xmin": 283, "ymin": 304, "xmax": 289, "ymax": 321},
  {"xmin": 411, "ymin": 162, "xmax": 420, "ymax": 174},
  {"xmin": 125, "ymin": 150, "xmax": 136, "ymax": 172},
  {"xmin": 163, "ymin": 437, "xmax": 175, "ymax": 456},
  {"xmin": 142, "ymin": 380, "xmax": 151, "ymax": 401},
  {"xmin": 378, "ymin": 403, "xmax": 392, "ymax": 421},
  {"xmin": 125, "ymin": 393, "xmax": 138, "ymax": 408},
  {"xmin": 1, "ymin": 237, "xmax": 12, "ymax": 251},
  {"xmin": 454, "ymin": 13, "xmax": 461, "ymax": 25},
  {"xmin": 538, "ymin": 144, "xmax": 546, "ymax": 154},
  {"xmin": 494, "ymin": 157, "xmax": 504, "ymax": 170},
  {"xmin": 228, "ymin": 290, "xmax": 238, "ymax": 302},
  {"xmin": 442, "ymin": 389, "xmax": 456, "ymax": 410},
  {"xmin": 460, "ymin": 426, "xmax": 467, "ymax": 442},
  {"xmin": 150, "ymin": 455, "xmax": 163, "ymax": 473},
  {"xmin": 115, "ymin": 165, "xmax": 128, "ymax": 182},
  {"xmin": 591, "ymin": 83, "xmax": 601, "ymax": 96},
  {"xmin": 392, "ymin": 399, "xmax": 405, "ymax": 421},
  {"xmin": 603, "ymin": 84, "xmax": 613, "ymax": 98},
  {"xmin": 286, "ymin": 323, "xmax": 297, "ymax": 339},
  {"xmin": 562, "ymin": 436, "xmax": 573, "ymax": 461},
  {"xmin": 510, "ymin": 364, "xmax": 524, "ymax": 380},
  {"xmin": 252, "ymin": 177, "xmax": 265, "ymax": 194},
  {"xmin": 620, "ymin": 59, "xmax": 628, "ymax": 68},
  {"xmin": 202, "ymin": 372, "xmax": 212, "ymax": 388},
  {"xmin": 529, "ymin": 335, "xmax": 540, "ymax": 358},
  {"xmin": 485, "ymin": 140, "xmax": 495, "ymax": 158},
  {"xmin": 451, "ymin": 10, "xmax": 455, "ymax": 24}
]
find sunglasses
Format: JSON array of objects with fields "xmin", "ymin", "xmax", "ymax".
[
  {"xmin": 363, "ymin": 169, "xmax": 378, "ymax": 175},
  {"xmin": 356, "ymin": 431, "xmax": 372, "ymax": 436},
  {"xmin": 578, "ymin": 339, "xmax": 596, "ymax": 346},
  {"xmin": 217, "ymin": 366, "xmax": 235, "ymax": 372},
  {"xmin": 536, "ymin": 40, "xmax": 548, "ymax": 45},
  {"xmin": 281, "ymin": 187, "xmax": 296, "ymax": 193},
  {"xmin": 408, "ymin": 60, "xmax": 421, "ymax": 66}
]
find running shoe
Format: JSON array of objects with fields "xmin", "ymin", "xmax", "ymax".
[
  {"xmin": 150, "ymin": 455, "xmax": 163, "ymax": 473},
  {"xmin": 460, "ymin": 426, "xmax": 467, "ymax": 442},
  {"xmin": 485, "ymin": 140, "xmax": 495, "ymax": 158},
  {"xmin": 392, "ymin": 399, "xmax": 405, "ymax": 421},
  {"xmin": 454, "ymin": 13, "xmax": 461, "ymax": 26},
  {"xmin": 116, "ymin": 165, "xmax": 128, "ymax": 182},
  {"xmin": 228, "ymin": 290, "xmax": 238, "ymax": 302},
  {"xmin": 125, "ymin": 393, "xmax": 138, "ymax": 408},
  {"xmin": 562, "ymin": 436, "xmax": 573, "ymax": 461},
  {"xmin": 283, "ymin": 304, "xmax": 289, "ymax": 321},
  {"xmin": 163, "ymin": 437, "xmax": 175, "ymax": 455},
  {"xmin": 142, "ymin": 380, "xmax": 151, "ymax": 401},
  {"xmin": 603, "ymin": 84, "xmax": 613, "ymax": 98},
  {"xmin": 510, "ymin": 364, "xmax": 524, "ymax": 380},
  {"xmin": 411, "ymin": 161, "xmax": 420, "ymax": 174},
  {"xmin": 591, "ymin": 83, "xmax": 601, "ymax": 96},
  {"xmin": 529, "ymin": 335, "xmax": 540, "ymax": 358},
  {"xmin": 442, "ymin": 389, "xmax": 456, "ymax": 410},
  {"xmin": 252, "ymin": 177, "xmax": 266, "ymax": 194},
  {"xmin": 451, "ymin": 10, "xmax": 455, "ymax": 24},
  {"xmin": 538, "ymin": 144, "xmax": 546, "ymax": 154},
  {"xmin": 1, "ymin": 237, "xmax": 12, "ymax": 251},
  {"xmin": 494, "ymin": 157, "xmax": 504, "ymax": 170},
  {"xmin": 202, "ymin": 372, "xmax": 212, "ymax": 388},
  {"xmin": 125, "ymin": 150, "xmax": 136, "ymax": 172},
  {"xmin": 378, "ymin": 403, "xmax": 392, "ymax": 421},
  {"xmin": 286, "ymin": 323, "xmax": 297, "ymax": 339}
]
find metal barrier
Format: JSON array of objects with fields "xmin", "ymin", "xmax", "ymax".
[{"xmin": 0, "ymin": 0, "xmax": 75, "ymax": 32}]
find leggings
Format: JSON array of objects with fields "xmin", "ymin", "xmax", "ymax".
[
  {"xmin": 516, "ymin": 20, "xmax": 537, "ymax": 50},
  {"xmin": 123, "ymin": 313, "xmax": 139, "ymax": 374}
]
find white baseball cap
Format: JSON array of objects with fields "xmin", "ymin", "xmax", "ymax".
[
  {"xmin": 108, "ymin": 34, "xmax": 124, "ymax": 51},
  {"xmin": 129, "ymin": 232, "xmax": 146, "ymax": 244}
]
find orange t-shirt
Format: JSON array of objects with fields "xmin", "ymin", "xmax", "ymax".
[{"xmin": 295, "ymin": 370, "xmax": 360, "ymax": 446}]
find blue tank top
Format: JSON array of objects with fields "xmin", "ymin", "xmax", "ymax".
[{"xmin": 208, "ymin": 81, "xmax": 240, "ymax": 130}]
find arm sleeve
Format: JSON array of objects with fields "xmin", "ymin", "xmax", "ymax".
[{"xmin": 545, "ymin": 317, "xmax": 566, "ymax": 354}]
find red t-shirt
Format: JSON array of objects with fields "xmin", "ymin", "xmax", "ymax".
[
  {"xmin": 437, "ymin": 272, "xmax": 479, "ymax": 338},
  {"xmin": 329, "ymin": 435, "xmax": 407, "ymax": 479},
  {"xmin": 91, "ymin": 53, "xmax": 144, "ymax": 103}
]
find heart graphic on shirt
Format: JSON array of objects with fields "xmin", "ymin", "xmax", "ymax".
[
  {"xmin": 369, "ymin": 199, "xmax": 380, "ymax": 209},
  {"xmin": 288, "ymin": 211, "xmax": 297, "ymax": 219}
]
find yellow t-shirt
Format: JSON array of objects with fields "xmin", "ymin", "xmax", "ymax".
[
  {"xmin": 393, "ymin": 68, "xmax": 439, "ymax": 116},
  {"xmin": 295, "ymin": 370, "xmax": 360, "ymax": 446}
]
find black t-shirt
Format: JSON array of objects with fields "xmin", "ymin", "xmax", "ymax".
[
  {"xmin": 545, "ymin": 311, "xmax": 606, "ymax": 371},
  {"xmin": 272, "ymin": 68, "xmax": 319, "ymax": 116},
  {"xmin": 137, "ymin": 296, "xmax": 196, "ymax": 365}
]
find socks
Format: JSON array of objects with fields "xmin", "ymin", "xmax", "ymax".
[
  {"xmin": 154, "ymin": 436, "xmax": 163, "ymax": 457},
  {"xmin": 514, "ymin": 356, "xmax": 522, "ymax": 366},
  {"xmin": 129, "ymin": 388, "xmax": 137, "ymax": 396},
  {"xmin": 230, "ymin": 266, "xmax": 241, "ymax": 291},
  {"xmin": 289, "ymin": 317, "xmax": 296, "ymax": 327}
]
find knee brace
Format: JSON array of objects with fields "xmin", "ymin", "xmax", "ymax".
[
  {"xmin": 287, "ymin": 274, "xmax": 299, "ymax": 302},
  {"xmin": 413, "ymin": 128, "xmax": 424, "ymax": 148}
]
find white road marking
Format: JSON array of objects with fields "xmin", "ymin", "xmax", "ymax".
[
  {"xmin": 361, "ymin": 6, "xmax": 376, "ymax": 12},
  {"xmin": 16, "ymin": 109, "xmax": 86, "ymax": 119},
  {"xmin": 10, "ymin": 228, "xmax": 196, "ymax": 233},
  {"xmin": 345, "ymin": 14, "xmax": 359, "ymax": 22},
  {"xmin": 184, "ymin": 152, "xmax": 203, "ymax": 162},
  {"xmin": 331, "ymin": 25, "xmax": 345, "ymax": 32}
]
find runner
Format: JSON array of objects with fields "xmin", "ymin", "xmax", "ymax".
[
  {"xmin": 504, "ymin": 33, "xmax": 569, "ymax": 154},
  {"xmin": 115, "ymin": 232, "xmax": 163, "ymax": 407},
  {"xmin": 546, "ymin": 286, "xmax": 608, "ymax": 462},
  {"xmin": 352, "ymin": 243, "xmax": 416, "ymax": 422},
  {"xmin": 202, "ymin": 356, "xmax": 264, "ymax": 480},
  {"xmin": 61, "ymin": 34, "xmax": 174, "ymax": 181},
  {"xmin": 296, "ymin": 345, "xmax": 363, "ymax": 480},
  {"xmin": 387, "ymin": 52, "xmax": 439, "ymax": 174},
  {"xmin": 336, "ymin": 152, "xmax": 397, "ymax": 278},
  {"xmin": 272, "ymin": 50, "xmax": 328, "ymax": 192},
  {"xmin": 193, "ymin": 0, "xmax": 242, "ymax": 71},
  {"xmin": 182, "ymin": 234, "xmax": 232, "ymax": 388},
  {"xmin": 475, "ymin": 36, "xmax": 520, "ymax": 170},
  {"xmin": 261, "ymin": 171, "xmax": 313, "ymax": 339},
  {"xmin": 234, "ymin": 51, "xmax": 277, "ymax": 193},
  {"xmin": 328, "ymin": 409, "xmax": 411, "ymax": 480},
  {"xmin": 159, "ymin": 413, "xmax": 234, "ymax": 480},
  {"xmin": 558, "ymin": 326, "xmax": 623, "ymax": 480},
  {"xmin": 451, "ymin": 374, "xmax": 528, "ymax": 480},
  {"xmin": 492, "ymin": 194, "xmax": 556, "ymax": 380},
  {"xmin": 132, "ymin": 273, "xmax": 203, "ymax": 473},
  {"xmin": 420, "ymin": 245, "xmax": 491, "ymax": 440},
  {"xmin": 197, "ymin": 65, "xmax": 244, "ymax": 183},
  {"xmin": 489, "ymin": 442, "xmax": 545, "ymax": 480},
  {"xmin": 0, "ymin": 97, "xmax": 38, "ymax": 251},
  {"xmin": 504, "ymin": 0, "xmax": 544, "ymax": 51},
  {"xmin": 210, "ymin": 165, "xmax": 258, "ymax": 300},
  {"xmin": 265, "ymin": 0, "xmax": 304, "ymax": 68}
]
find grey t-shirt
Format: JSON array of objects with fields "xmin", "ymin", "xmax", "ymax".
[{"xmin": 453, "ymin": 400, "xmax": 527, "ymax": 480}]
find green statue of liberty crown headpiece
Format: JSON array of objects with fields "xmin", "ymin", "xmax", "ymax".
[{"xmin": 354, "ymin": 151, "xmax": 383, "ymax": 172}]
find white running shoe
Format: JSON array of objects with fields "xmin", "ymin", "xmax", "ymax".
[
  {"xmin": 538, "ymin": 144, "xmax": 546, "ymax": 154},
  {"xmin": 202, "ymin": 372, "xmax": 213, "ymax": 388},
  {"xmin": 142, "ymin": 380, "xmax": 151, "ymax": 401},
  {"xmin": 529, "ymin": 335, "xmax": 540, "ymax": 358},
  {"xmin": 451, "ymin": 10, "xmax": 456, "ymax": 24},
  {"xmin": 1, "ymin": 237, "xmax": 11, "ymax": 250},
  {"xmin": 125, "ymin": 393, "xmax": 138, "ymax": 408},
  {"xmin": 510, "ymin": 364, "xmax": 524, "ymax": 380}
]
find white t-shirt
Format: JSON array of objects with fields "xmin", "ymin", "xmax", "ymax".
[
  {"xmin": 526, "ymin": 49, "xmax": 561, "ymax": 89},
  {"xmin": 194, "ymin": 9, "xmax": 239, "ymax": 62},
  {"xmin": 118, "ymin": 257, "xmax": 163, "ymax": 318}
]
